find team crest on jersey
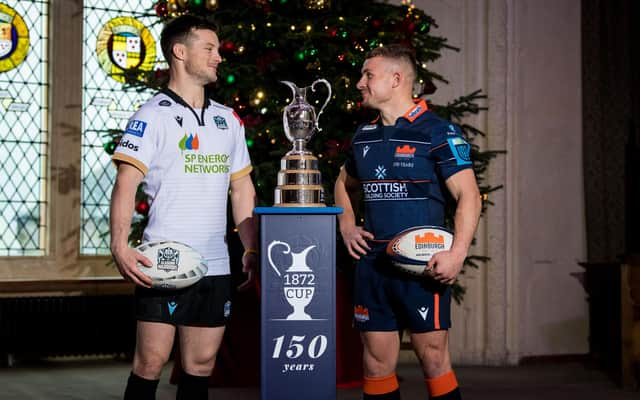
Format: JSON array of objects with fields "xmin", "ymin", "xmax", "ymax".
[
  {"xmin": 447, "ymin": 137, "xmax": 472, "ymax": 165},
  {"xmin": 213, "ymin": 115, "xmax": 228, "ymax": 129},
  {"xmin": 125, "ymin": 119, "xmax": 147, "ymax": 137},
  {"xmin": 374, "ymin": 165, "xmax": 387, "ymax": 180},
  {"xmin": 179, "ymin": 133, "xmax": 200, "ymax": 151},
  {"xmin": 394, "ymin": 145, "xmax": 416, "ymax": 159},
  {"xmin": 157, "ymin": 247, "xmax": 180, "ymax": 272},
  {"xmin": 354, "ymin": 305, "xmax": 369, "ymax": 322}
]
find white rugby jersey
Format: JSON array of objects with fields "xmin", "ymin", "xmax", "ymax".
[{"xmin": 112, "ymin": 88, "xmax": 252, "ymax": 276}]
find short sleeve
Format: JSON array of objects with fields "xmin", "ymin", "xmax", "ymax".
[
  {"xmin": 229, "ymin": 111, "xmax": 252, "ymax": 181},
  {"xmin": 429, "ymin": 122, "xmax": 473, "ymax": 180},
  {"xmin": 112, "ymin": 107, "xmax": 159, "ymax": 175}
]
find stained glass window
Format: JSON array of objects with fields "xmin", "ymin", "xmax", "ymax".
[
  {"xmin": 81, "ymin": 0, "xmax": 163, "ymax": 254},
  {"xmin": 0, "ymin": 1, "xmax": 49, "ymax": 256}
]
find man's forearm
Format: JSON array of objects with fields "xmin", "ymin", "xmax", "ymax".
[
  {"xmin": 450, "ymin": 190, "xmax": 481, "ymax": 257},
  {"xmin": 230, "ymin": 176, "xmax": 258, "ymax": 251},
  {"xmin": 110, "ymin": 178, "xmax": 137, "ymax": 251}
]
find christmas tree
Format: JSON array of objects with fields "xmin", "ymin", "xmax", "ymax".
[{"xmin": 105, "ymin": 0, "xmax": 502, "ymax": 302}]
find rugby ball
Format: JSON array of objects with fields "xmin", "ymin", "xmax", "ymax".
[
  {"xmin": 386, "ymin": 226, "xmax": 453, "ymax": 276},
  {"xmin": 135, "ymin": 241, "xmax": 208, "ymax": 290}
]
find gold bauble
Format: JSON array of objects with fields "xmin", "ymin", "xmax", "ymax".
[
  {"xmin": 175, "ymin": 0, "xmax": 189, "ymax": 8},
  {"xmin": 304, "ymin": 0, "xmax": 330, "ymax": 11},
  {"xmin": 205, "ymin": 0, "xmax": 219, "ymax": 10},
  {"xmin": 167, "ymin": 0, "xmax": 181, "ymax": 16}
]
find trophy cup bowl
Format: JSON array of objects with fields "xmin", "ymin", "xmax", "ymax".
[
  {"xmin": 284, "ymin": 285, "xmax": 315, "ymax": 320},
  {"xmin": 274, "ymin": 79, "xmax": 331, "ymax": 207}
]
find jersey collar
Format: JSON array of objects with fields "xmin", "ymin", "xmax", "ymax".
[
  {"xmin": 160, "ymin": 87, "xmax": 211, "ymax": 127},
  {"xmin": 401, "ymin": 98, "xmax": 429, "ymax": 123}
]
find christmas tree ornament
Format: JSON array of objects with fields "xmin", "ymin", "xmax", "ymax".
[
  {"xmin": 155, "ymin": 1, "xmax": 169, "ymax": 17},
  {"xmin": 304, "ymin": 0, "xmax": 330, "ymax": 11},
  {"xmin": 167, "ymin": 0, "xmax": 181, "ymax": 17},
  {"xmin": 204, "ymin": 0, "xmax": 219, "ymax": 10},
  {"xmin": 176, "ymin": 0, "xmax": 189, "ymax": 8},
  {"xmin": 103, "ymin": 141, "xmax": 117, "ymax": 155},
  {"xmin": 221, "ymin": 40, "xmax": 235, "ymax": 52},
  {"xmin": 135, "ymin": 200, "xmax": 150, "ymax": 215}
]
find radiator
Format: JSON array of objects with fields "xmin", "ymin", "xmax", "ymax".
[{"xmin": 0, "ymin": 296, "xmax": 136, "ymax": 361}]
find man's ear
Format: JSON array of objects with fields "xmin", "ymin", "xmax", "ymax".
[
  {"xmin": 172, "ymin": 42, "xmax": 186, "ymax": 62},
  {"xmin": 392, "ymin": 71, "xmax": 402, "ymax": 88}
]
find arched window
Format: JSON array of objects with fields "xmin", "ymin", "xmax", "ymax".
[
  {"xmin": 0, "ymin": 1, "xmax": 49, "ymax": 256},
  {"xmin": 81, "ymin": 0, "xmax": 162, "ymax": 254}
]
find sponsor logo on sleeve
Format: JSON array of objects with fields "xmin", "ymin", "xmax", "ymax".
[
  {"xmin": 125, "ymin": 119, "xmax": 147, "ymax": 137},
  {"xmin": 159, "ymin": 99, "xmax": 172, "ymax": 106},
  {"xmin": 447, "ymin": 137, "xmax": 472, "ymax": 165},
  {"xmin": 117, "ymin": 139, "xmax": 139, "ymax": 152}
]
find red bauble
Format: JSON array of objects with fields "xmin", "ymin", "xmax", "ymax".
[
  {"xmin": 155, "ymin": 1, "xmax": 168, "ymax": 17},
  {"xmin": 135, "ymin": 200, "xmax": 150, "ymax": 215},
  {"xmin": 221, "ymin": 41, "xmax": 235, "ymax": 53}
]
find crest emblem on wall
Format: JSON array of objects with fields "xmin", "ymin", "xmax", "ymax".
[
  {"xmin": 96, "ymin": 16, "xmax": 156, "ymax": 83},
  {"xmin": 0, "ymin": 4, "xmax": 30, "ymax": 73}
]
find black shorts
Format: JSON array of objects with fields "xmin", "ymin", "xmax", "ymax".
[
  {"xmin": 353, "ymin": 248, "xmax": 451, "ymax": 333},
  {"xmin": 134, "ymin": 275, "xmax": 232, "ymax": 327}
]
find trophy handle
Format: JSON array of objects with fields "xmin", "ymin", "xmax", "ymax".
[
  {"xmin": 311, "ymin": 79, "xmax": 332, "ymax": 132},
  {"xmin": 267, "ymin": 240, "xmax": 290, "ymax": 277}
]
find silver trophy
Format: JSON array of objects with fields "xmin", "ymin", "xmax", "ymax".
[{"xmin": 274, "ymin": 79, "xmax": 332, "ymax": 207}]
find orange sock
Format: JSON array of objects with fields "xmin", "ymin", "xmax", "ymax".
[
  {"xmin": 363, "ymin": 373, "xmax": 399, "ymax": 395},
  {"xmin": 425, "ymin": 370, "xmax": 460, "ymax": 398}
]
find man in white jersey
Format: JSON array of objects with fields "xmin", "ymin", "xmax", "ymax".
[{"xmin": 110, "ymin": 15, "xmax": 258, "ymax": 400}]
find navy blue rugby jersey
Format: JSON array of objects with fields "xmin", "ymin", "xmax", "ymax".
[{"xmin": 343, "ymin": 99, "xmax": 473, "ymax": 240}]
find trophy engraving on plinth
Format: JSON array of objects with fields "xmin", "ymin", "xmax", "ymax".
[{"xmin": 274, "ymin": 79, "xmax": 332, "ymax": 207}]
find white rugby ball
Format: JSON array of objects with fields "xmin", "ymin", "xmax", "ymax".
[
  {"xmin": 386, "ymin": 226, "xmax": 453, "ymax": 276},
  {"xmin": 135, "ymin": 241, "xmax": 208, "ymax": 290}
]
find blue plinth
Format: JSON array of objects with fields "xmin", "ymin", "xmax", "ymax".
[{"xmin": 257, "ymin": 207, "xmax": 342, "ymax": 400}]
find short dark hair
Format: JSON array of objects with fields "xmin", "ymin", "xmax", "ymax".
[
  {"xmin": 160, "ymin": 15, "xmax": 219, "ymax": 67},
  {"xmin": 366, "ymin": 44, "xmax": 417, "ymax": 82}
]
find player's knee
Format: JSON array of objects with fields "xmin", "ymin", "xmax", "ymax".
[
  {"xmin": 363, "ymin": 352, "xmax": 396, "ymax": 376},
  {"xmin": 182, "ymin": 352, "xmax": 218, "ymax": 376},
  {"xmin": 133, "ymin": 351, "xmax": 169, "ymax": 379},
  {"xmin": 416, "ymin": 343, "xmax": 449, "ymax": 374}
]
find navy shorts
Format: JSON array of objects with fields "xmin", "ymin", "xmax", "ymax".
[
  {"xmin": 134, "ymin": 275, "xmax": 232, "ymax": 327},
  {"xmin": 353, "ymin": 248, "xmax": 451, "ymax": 333}
]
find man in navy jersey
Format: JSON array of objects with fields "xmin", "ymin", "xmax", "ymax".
[
  {"xmin": 334, "ymin": 44, "xmax": 481, "ymax": 400},
  {"xmin": 110, "ymin": 15, "xmax": 258, "ymax": 400}
]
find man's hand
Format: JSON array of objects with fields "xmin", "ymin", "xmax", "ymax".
[
  {"xmin": 340, "ymin": 225, "xmax": 374, "ymax": 260},
  {"xmin": 111, "ymin": 245, "xmax": 154, "ymax": 288},
  {"xmin": 425, "ymin": 249, "xmax": 466, "ymax": 285},
  {"xmin": 238, "ymin": 251, "xmax": 258, "ymax": 291}
]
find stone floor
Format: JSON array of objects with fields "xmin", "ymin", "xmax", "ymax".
[{"xmin": 0, "ymin": 356, "xmax": 638, "ymax": 400}]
